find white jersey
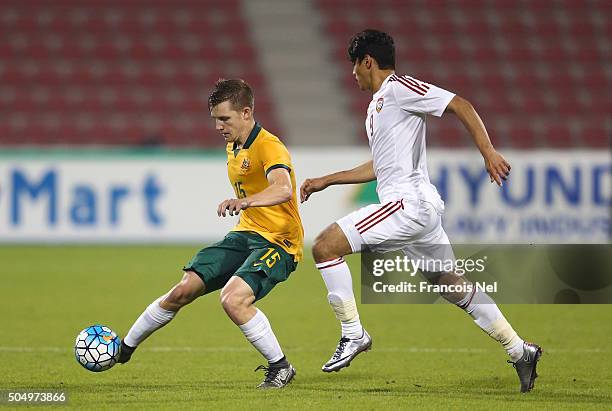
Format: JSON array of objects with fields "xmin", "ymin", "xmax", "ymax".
[{"xmin": 366, "ymin": 73, "xmax": 455, "ymax": 208}]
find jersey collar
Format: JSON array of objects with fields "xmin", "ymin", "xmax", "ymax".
[
  {"xmin": 233, "ymin": 122, "xmax": 261, "ymax": 155},
  {"xmin": 373, "ymin": 73, "xmax": 394, "ymax": 98},
  {"xmin": 243, "ymin": 121, "xmax": 261, "ymax": 149}
]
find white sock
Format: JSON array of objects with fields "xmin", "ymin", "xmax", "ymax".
[
  {"xmin": 457, "ymin": 289, "xmax": 525, "ymax": 361},
  {"xmin": 316, "ymin": 258, "xmax": 363, "ymax": 339},
  {"xmin": 239, "ymin": 308, "xmax": 284, "ymax": 363},
  {"xmin": 124, "ymin": 294, "xmax": 176, "ymax": 348}
]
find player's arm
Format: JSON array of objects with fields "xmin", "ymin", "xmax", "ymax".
[
  {"xmin": 217, "ymin": 168, "xmax": 292, "ymax": 217},
  {"xmin": 445, "ymin": 95, "xmax": 511, "ymax": 186},
  {"xmin": 300, "ymin": 160, "xmax": 375, "ymax": 203}
]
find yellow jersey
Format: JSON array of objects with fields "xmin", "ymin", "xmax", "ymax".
[{"xmin": 227, "ymin": 123, "xmax": 304, "ymax": 261}]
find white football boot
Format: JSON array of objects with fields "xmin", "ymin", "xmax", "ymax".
[{"xmin": 322, "ymin": 329, "xmax": 372, "ymax": 372}]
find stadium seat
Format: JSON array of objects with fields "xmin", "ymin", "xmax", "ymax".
[
  {"xmin": 544, "ymin": 125, "xmax": 575, "ymax": 148},
  {"xmin": 0, "ymin": 0, "xmax": 281, "ymax": 147},
  {"xmin": 508, "ymin": 125, "xmax": 539, "ymax": 149},
  {"xmin": 581, "ymin": 125, "xmax": 610, "ymax": 148},
  {"xmin": 315, "ymin": 0, "xmax": 610, "ymax": 148}
]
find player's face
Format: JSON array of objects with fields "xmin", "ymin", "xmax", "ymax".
[
  {"xmin": 210, "ymin": 101, "xmax": 251, "ymax": 143},
  {"xmin": 352, "ymin": 58, "xmax": 371, "ymax": 91}
]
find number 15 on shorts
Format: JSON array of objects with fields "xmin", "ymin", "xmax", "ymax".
[{"xmin": 254, "ymin": 247, "xmax": 280, "ymax": 268}]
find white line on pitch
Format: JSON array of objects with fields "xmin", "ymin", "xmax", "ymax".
[{"xmin": 0, "ymin": 347, "xmax": 606, "ymax": 353}]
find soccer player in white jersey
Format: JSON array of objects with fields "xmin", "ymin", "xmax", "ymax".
[{"xmin": 300, "ymin": 29, "xmax": 542, "ymax": 393}]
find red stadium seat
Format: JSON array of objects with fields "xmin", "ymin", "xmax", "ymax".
[
  {"xmin": 508, "ymin": 125, "xmax": 539, "ymax": 149},
  {"xmin": 0, "ymin": 0, "xmax": 281, "ymax": 147},
  {"xmin": 580, "ymin": 125, "xmax": 610, "ymax": 148},
  {"xmin": 0, "ymin": 1, "xmax": 607, "ymax": 149},
  {"xmin": 544, "ymin": 125, "xmax": 575, "ymax": 148},
  {"xmin": 314, "ymin": 0, "xmax": 608, "ymax": 148}
]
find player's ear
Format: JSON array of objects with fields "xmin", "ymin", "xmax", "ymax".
[{"xmin": 241, "ymin": 106, "xmax": 252, "ymax": 121}]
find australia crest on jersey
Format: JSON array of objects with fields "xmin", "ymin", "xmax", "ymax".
[
  {"xmin": 376, "ymin": 97, "xmax": 384, "ymax": 112},
  {"xmin": 241, "ymin": 157, "xmax": 251, "ymax": 170}
]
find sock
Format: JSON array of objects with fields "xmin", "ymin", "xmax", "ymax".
[
  {"xmin": 239, "ymin": 308, "xmax": 284, "ymax": 364},
  {"xmin": 457, "ymin": 289, "xmax": 525, "ymax": 361},
  {"xmin": 270, "ymin": 356, "xmax": 289, "ymax": 368},
  {"xmin": 316, "ymin": 258, "xmax": 363, "ymax": 339},
  {"xmin": 123, "ymin": 294, "xmax": 176, "ymax": 348}
]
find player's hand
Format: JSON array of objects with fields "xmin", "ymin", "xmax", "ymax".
[
  {"xmin": 217, "ymin": 198, "xmax": 248, "ymax": 217},
  {"xmin": 484, "ymin": 149, "xmax": 511, "ymax": 186},
  {"xmin": 300, "ymin": 177, "xmax": 328, "ymax": 203}
]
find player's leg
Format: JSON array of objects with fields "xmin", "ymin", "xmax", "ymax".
[
  {"xmin": 315, "ymin": 205, "xmax": 400, "ymax": 372},
  {"xmin": 220, "ymin": 236, "xmax": 297, "ymax": 388},
  {"xmin": 424, "ymin": 269, "xmax": 542, "ymax": 392},
  {"xmin": 424, "ymin": 269, "xmax": 527, "ymax": 358},
  {"xmin": 313, "ymin": 223, "xmax": 366, "ymax": 341},
  {"xmin": 315, "ymin": 199, "xmax": 426, "ymax": 372},
  {"xmin": 119, "ymin": 233, "xmax": 248, "ymax": 364},
  {"xmin": 415, "ymin": 204, "xmax": 541, "ymax": 392},
  {"xmin": 220, "ymin": 277, "xmax": 295, "ymax": 389},
  {"xmin": 118, "ymin": 271, "xmax": 205, "ymax": 363}
]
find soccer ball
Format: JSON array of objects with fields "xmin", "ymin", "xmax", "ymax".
[{"xmin": 74, "ymin": 325, "xmax": 121, "ymax": 372}]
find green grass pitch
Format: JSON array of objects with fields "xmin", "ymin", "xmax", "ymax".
[{"xmin": 1, "ymin": 245, "xmax": 611, "ymax": 410}]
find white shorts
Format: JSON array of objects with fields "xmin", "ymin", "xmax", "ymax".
[{"xmin": 336, "ymin": 198, "xmax": 455, "ymax": 264}]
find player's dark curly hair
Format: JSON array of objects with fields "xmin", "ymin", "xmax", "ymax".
[
  {"xmin": 208, "ymin": 79, "xmax": 254, "ymax": 111},
  {"xmin": 348, "ymin": 29, "xmax": 395, "ymax": 70}
]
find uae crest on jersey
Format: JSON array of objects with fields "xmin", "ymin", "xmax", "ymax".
[{"xmin": 376, "ymin": 97, "xmax": 384, "ymax": 112}]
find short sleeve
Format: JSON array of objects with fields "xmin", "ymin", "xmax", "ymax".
[
  {"xmin": 391, "ymin": 75, "xmax": 455, "ymax": 117},
  {"xmin": 259, "ymin": 138, "xmax": 292, "ymax": 176}
]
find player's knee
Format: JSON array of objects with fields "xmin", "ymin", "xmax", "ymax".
[
  {"xmin": 312, "ymin": 232, "xmax": 335, "ymax": 263},
  {"xmin": 220, "ymin": 290, "xmax": 248, "ymax": 314},
  {"xmin": 312, "ymin": 224, "xmax": 352, "ymax": 264},
  {"xmin": 163, "ymin": 288, "xmax": 188, "ymax": 308},
  {"xmin": 165, "ymin": 282, "xmax": 198, "ymax": 308}
]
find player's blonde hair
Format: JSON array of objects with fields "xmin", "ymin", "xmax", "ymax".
[{"xmin": 208, "ymin": 79, "xmax": 254, "ymax": 111}]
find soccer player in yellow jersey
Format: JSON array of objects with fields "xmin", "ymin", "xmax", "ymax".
[{"xmin": 118, "ymin": 79, "xmax": 303, "ymax": 389}]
